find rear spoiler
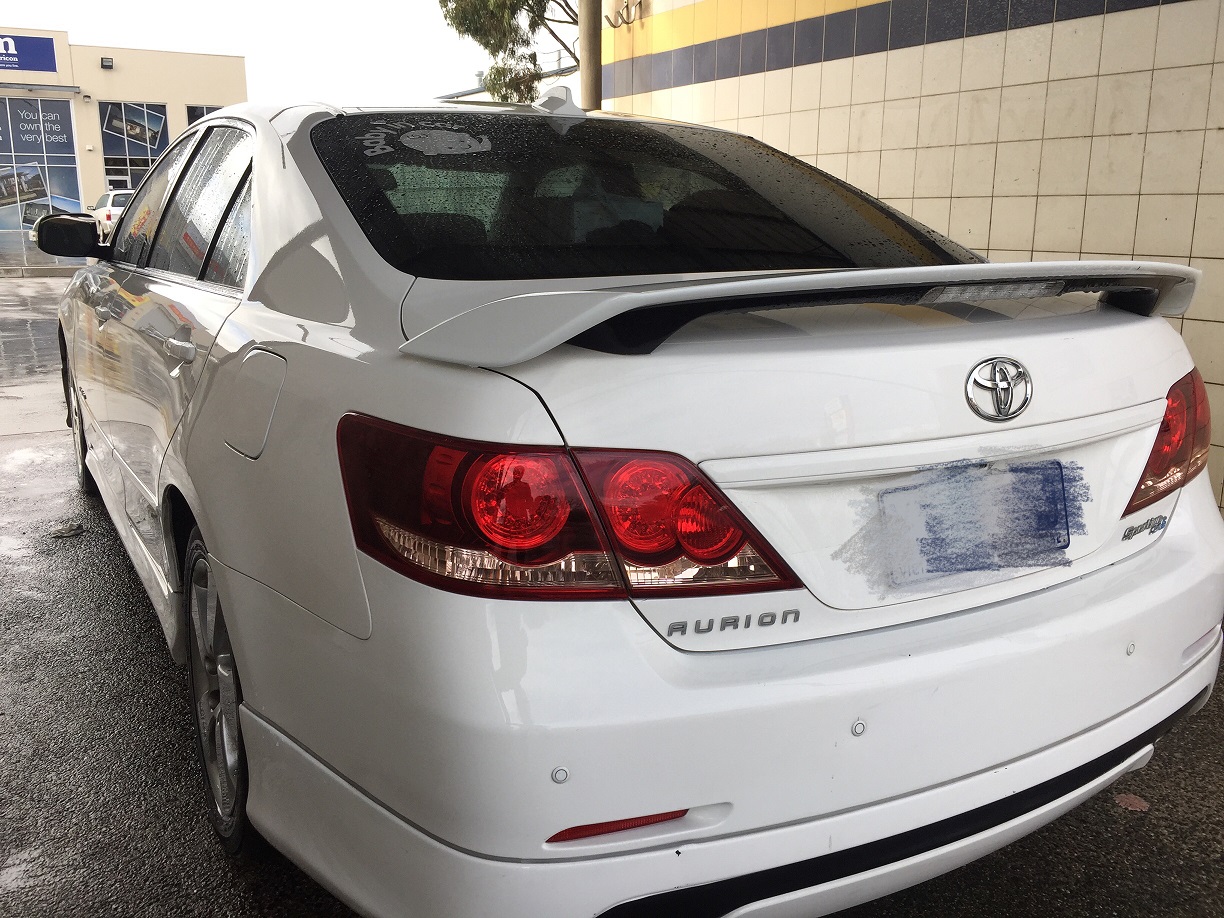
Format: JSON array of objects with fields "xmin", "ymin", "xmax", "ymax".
[{"xmin": 399, "ymin": 260, "xmax": 1199, "ymax": 368}]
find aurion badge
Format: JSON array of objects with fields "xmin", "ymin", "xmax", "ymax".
[{"xmin": 966, "ymin": 357, "xmax": 1032, "ymax": 421}]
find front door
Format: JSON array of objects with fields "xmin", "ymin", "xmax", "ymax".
[{"xmin": 68, "ymin": 264, "xmax": 121, "ymax": 494}]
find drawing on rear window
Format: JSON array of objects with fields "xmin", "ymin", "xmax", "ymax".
[{"xmin": 401, "ymin": 129, "xmax": 492, "ymax": 156}]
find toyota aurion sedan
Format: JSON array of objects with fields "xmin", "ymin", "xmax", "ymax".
[{"xmin": 39, "ymin": 97, "xmax": 1224, "ymax": 918}]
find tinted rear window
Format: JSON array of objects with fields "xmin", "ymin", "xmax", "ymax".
[
  {"xmin": 311, "ymin": 112, "xmax": 978, "ymax": 280},
  {"xmin": 112, "ymin": 192, "xmax": 133, "ymax": 207}
]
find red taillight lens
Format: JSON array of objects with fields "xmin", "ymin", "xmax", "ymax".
[
  {"xmin": 465, "ymin": 454, "xmax": 572, "ymax": 551},
  {"xmin": 546, "ymin": 809, "xmax": 688, "ymax": 843},
  {"xmin": 337, "ymin": 415, "xmax": 622, "ymax": 599},
  {"xmin": 602, "ymin": 459, "xmax": 687, "ymax": 561},
  {"xmin": 676, "ymin": 484, "xmax": 744, "ymax": 564},
  {"xmin": 575, "ymin": 450, "xmax": 798, "ymax": 597},
  {"xmin": 1124, "ymin": 369, "xmax": 1212, "ymax": 516},
  {"xmin": 337, "ymin": 415, "xmax": 798, "ymax": 600},
  {"xmin": 1191, "ymin": 368, "xmax": 1212, "ymax": 474},
  {"xmin": 104, "ymin": 209, "xmax": 111, "ymax": 221}
]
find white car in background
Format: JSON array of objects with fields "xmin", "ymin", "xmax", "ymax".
[
  {"xmin": 88, "ymin": 189, "xmax": 132, "ymax": 241},
  {"xmin": 38, "ymin": 97, "xmax": 1224, "ymax": 918}
]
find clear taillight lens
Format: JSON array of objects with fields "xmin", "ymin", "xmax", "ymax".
[
  {"xmin": 1124, "ymin": 369, "xmax": 1211, "ymax": 516},
  {"xmin": 337, "ymin": 415, "xmax": 798, "ymax": 599}
]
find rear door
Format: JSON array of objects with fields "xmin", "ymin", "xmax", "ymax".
[{"xmin": 102, "ymin": 123, "xmax": 254, "ymax": 557}]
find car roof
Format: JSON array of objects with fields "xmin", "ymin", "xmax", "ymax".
[{"xmin": 192, "ymin": 100, "xmax": 710, "ymax": 141}]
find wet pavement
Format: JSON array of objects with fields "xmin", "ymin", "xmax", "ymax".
[
  {"xmin": 1, "ymin": 277, "xmax": 1223, "ymax": 917},
  {"xmin": 0, "ymin": 279, "xmax": 353, "ymax": 917}
]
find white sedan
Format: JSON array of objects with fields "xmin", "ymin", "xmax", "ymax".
[
  {"xmin": 88, "ymin": 189, "xmax": 133, "ymax": 241},
  {"xmin": 38, "ymin": 98, "xmax": 1224, "ymax": 918}
]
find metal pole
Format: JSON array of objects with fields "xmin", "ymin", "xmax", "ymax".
[{"xmin": 579, "ymin": 0, "xmax": 602, "ymax": 111}]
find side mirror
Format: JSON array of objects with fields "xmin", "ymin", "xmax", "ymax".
[{"xmin": 36, "ymin": 214, "xmax": 110, "ymax": 259}]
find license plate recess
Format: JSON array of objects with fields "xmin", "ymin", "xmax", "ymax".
[{"xmin": 879, "ymin": 460, "xmax": 1071, "ymax": 586}]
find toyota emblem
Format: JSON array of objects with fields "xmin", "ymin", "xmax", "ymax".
[{"xmin": 966, "ymin": 357, "xmax": 1032, "ymax": 421}]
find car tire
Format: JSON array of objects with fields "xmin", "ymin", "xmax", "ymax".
[
  {"xmin": 184, "ymin": 528, "xmax": 260, "ymax": 856},
  {"xmin": 67, "ymin": 372, "xmax": 99, "ymax": 498}
]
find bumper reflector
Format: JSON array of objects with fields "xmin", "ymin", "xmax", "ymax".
[{"xmin": 547, "ymin": 809, "xmax": 688, "ymax": 843}]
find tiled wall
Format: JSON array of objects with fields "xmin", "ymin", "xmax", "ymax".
[{"xmin": 604, "ymin": 0, "xmax": 1224, "ymax": 513}]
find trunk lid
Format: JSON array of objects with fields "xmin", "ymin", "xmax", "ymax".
[{"xmin": 474, "ymin": 271, "xmax": 1197, "ymax": 648}]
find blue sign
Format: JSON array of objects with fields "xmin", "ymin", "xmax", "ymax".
[{"xmin": 0, "ymin": 35, "xmax": 58, "ymax": 73}]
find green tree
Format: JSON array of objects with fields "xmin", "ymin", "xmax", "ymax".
[{"xmin": 440, "ymin": 0, "xmax": 579, "ymax": 103}]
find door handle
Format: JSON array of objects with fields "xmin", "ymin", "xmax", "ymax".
[
  {"xmin": 163, "ymin": 337, "xmax": 197, "ymax": 364},
  {"xmin": 94, "ymin": 303, "xmax": 114, "ymax": 326}
]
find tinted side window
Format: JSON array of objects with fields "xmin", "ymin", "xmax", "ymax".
[
  {"xmin": 111, "ymin": 135, "xmax": 196, "ymax": 265},
  {"xmin": 149, "ymin": 126, "xmax": 253, "ymax": 278},
  {"xmin": 204, "ymin": 177, "xmax": 252, "ymax": 289}
]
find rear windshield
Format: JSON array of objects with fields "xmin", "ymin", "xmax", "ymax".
[
  {"xmin": 311, "ymin": 112, "xmax": 979, "ymax": 281},
  {"xmin": 112, "ymin": 192, "xmax": 133, "ymax": 208}
]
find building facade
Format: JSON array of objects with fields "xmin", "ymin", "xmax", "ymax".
[
  {"xmin": 601, "ymin": 0, "xmax": 1224, "ymax": 514},
  {"xmin": 0, "ymin": 26, "xmax": 245, "ymax": 270}
]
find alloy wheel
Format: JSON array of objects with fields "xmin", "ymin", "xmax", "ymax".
[{"xmin": 188, "ymin": 555, "xmax": 242, "ymax": 828}]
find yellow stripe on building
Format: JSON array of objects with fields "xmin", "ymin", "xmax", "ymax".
[{"xmin": 602, "ymin": 0, "xmax": 891, "ymax": 63}]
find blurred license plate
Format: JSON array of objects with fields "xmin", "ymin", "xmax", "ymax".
[{"xmin": 879, "ymin": 460, "xmax": 1071, "ymax": 587}]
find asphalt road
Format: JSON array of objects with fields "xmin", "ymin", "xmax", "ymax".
[{"xmin": 2, "ymin": 276, "xmax": 1223, "ymax": 917}]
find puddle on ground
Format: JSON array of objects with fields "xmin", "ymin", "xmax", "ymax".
[
  {"xmin": 0, "ymin": 534, "xmax": 27, "ymax": 558},
  {"xmin": 1, "ymin": 445, "xmax": 60, "ymax": 471},
  {"xmin": 0, "ymin": 847, "xmax": 44, "ymax": 891}
]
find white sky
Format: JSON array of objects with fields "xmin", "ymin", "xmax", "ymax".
[{"xmin": 3, "ymin": 2, "xmax": 568, "ymax": 105}]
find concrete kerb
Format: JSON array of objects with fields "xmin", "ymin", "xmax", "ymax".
[{"xmin": 0, "ymin": 267, "xmax": 81, "ymax": 278}]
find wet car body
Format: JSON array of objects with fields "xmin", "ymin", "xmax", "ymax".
[{"xmin": 49, "ymin": 100, "xmax": 1224, "ymax": 918}]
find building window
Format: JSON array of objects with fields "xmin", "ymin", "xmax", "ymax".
[
  {"xmin": 99, "ymin": 101, "xmax": 168, "ymax": 190},
  {"xmin": 0, "ymin": 96, "xmax": 82, "ymax": 268},
  {"xmin": 186, "ymin": 105, "xmax": 223, "ymax": 125}
]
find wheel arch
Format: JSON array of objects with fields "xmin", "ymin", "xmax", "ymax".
[{"xmin": 162, "ymin": 484, "xmax": 199, "ymax": 665}]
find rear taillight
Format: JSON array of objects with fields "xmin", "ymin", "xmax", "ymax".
[
  {"xmin": 337, "ymin": 415, "xmax": 798, "ymax": 600},
  {"xmin": 337, "ymin": 415, "xmax": 620, "ymax": 599},
  {"xmin": 104, "ymin": 209, "xmax": 111, "ymax": 221},
  {"xmin": 1124, "ymin": 369, "xmax": 1211, "ymax": 516}
]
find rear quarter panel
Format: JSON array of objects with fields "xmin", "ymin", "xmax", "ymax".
[{"xmin": 175, "ymin": 300, "xmax": 565, "ymax": 641}]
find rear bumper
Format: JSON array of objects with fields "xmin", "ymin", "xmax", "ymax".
[
  {"xmin": 243, "ymin": 650, "xmax": 1216, "ymax": 918},
  {"xmin": 602, "ymin": 683, "xmax": 1209, "ymax": 918},
  {"xmin": 218, "ymin": 475, "xmax": 1224, "ymax": 917}
]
